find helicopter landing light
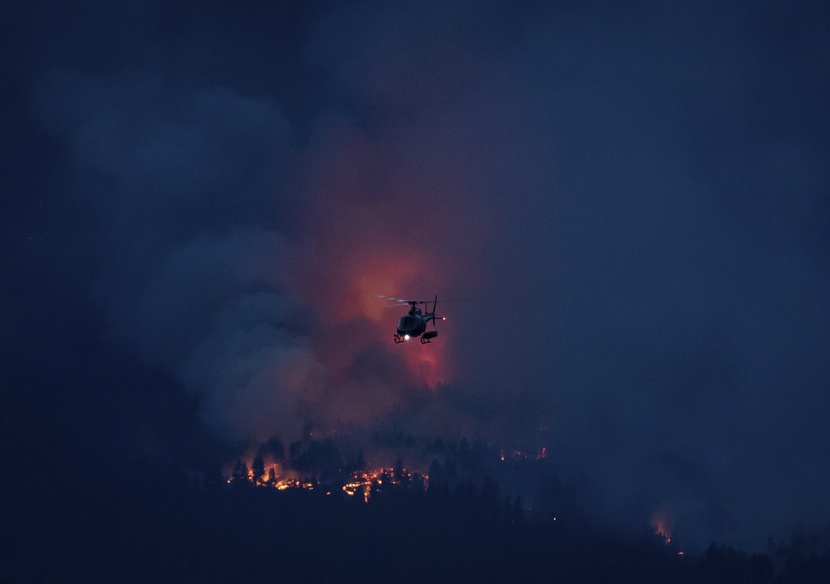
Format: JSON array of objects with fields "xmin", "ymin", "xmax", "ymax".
[{"xmin": 404, "ymin": 335, "xmax": 410, "ymax": 341}]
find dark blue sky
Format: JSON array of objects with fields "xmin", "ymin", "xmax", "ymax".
[{"xmin": 3, "ymin": 0, "xmax": 829, "ymax": 550}]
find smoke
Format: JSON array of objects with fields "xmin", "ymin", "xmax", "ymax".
[
  {"xmin": 32, "ymin": 70, "xmax": 318, "ymax": 443},
  {"xmin": 28, "ymin": 0, "xmax": 830, "ymax": 551},
  {"xmin": 30, "ymin": 61, "xmax": 488, "ymax": 445}
]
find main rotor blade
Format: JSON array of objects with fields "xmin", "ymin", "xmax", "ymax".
[
  {"xmin": 375, "ymin": 295, "xmax": 409, "ymax": 304},
  {"xmin": 376, "ymin": 294, "xmax": 466, "ymax": 307},
  {"xmin": 375, "ymin": 294, "xmax": 429, "ymax": 305}
]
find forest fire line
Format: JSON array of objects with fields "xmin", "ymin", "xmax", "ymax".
[
  {"xmin": 221, "ymin": 441, "xmax": 555, "ymax": 506},
  {"xmin": 221, "ymin": 449, "xmax": 685, "ymax": 554},
  {"xmin": 224, "ymin": 445, "xmax": 550, "ymax": 493},
  {"xmin": 651, "ymin": 506, "xmax": 673, "ymax": 543},
  {"xmin": 226, "ymin": 462, "xmax": 427, "ymax": 503}
]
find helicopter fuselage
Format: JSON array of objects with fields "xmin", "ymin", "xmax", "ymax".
[{"xmin": 394, "ymin": 304, "xmax": 440, "ymax": 344}]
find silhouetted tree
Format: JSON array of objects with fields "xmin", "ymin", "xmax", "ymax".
[
  {"xmin": 480, "ymin": 475, "xmax": 500, "ymax": 523},
  {"xmin": 251, "ymin": 454, "xmax": 266, "ymax": 485},
  {"xmin": 394, "ymin": 457, "xmax": 405, "ymax": 483},
  {"xmin": 501, "ymin": 496, "xmax": 512, "ymax": 524},
  {"xmin": 458, "ymin": 438, "xmax": 471, "ymax": 468},
  {"xmin": 231, "ymin": 459, "xmax": 249, "ymax": 486},
  {"xmin": 773, "ymin": 531, "xmax": 830, "ymax": 584},
  {"xmin": 698, "ymin": 542, "xmax": 775, "ymax": 584},
  {"xmin": 343, "ymin": 449, "xmax": 365, "ymax": 475},
  {"xmin": 428, "ymin": 458, "xmax": 443, "ymax": 485},
  {"xmin": 444, "ymin": 458, "xmax": 459, "ymax": 483},
  {"xmin": 409, "ymin": 472, "xmax": 426, "ymax": 496}
]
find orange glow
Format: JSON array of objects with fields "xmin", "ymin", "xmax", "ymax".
[
  {"xmin": 227, "ymin": 459, "xmax": 428, "ymax": 504},
  {"xmin": 279, "ymin": 117, "xmax": 493, "ymax": 431},
  {"xmin": 403, "ymin": 340, "xmax": 448, "ymax": 388},
  {"xmin": 291, "ymin": 244, "xmax": 452, "ymax": 392},
  {"xmin": 650, "ymin": 505, "xmax": 674, "ymax": 543},
  {"xmin": 287, "ymin": 148, "xmax": 465, "ymax": 400}
]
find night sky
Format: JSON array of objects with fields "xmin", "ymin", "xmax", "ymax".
[{"xmin": 3, "ymin": 0, "xmax": 830, "ymax": 554}]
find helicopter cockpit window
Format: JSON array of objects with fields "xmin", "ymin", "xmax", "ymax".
[{"xmin": 398, "ymin": 316, "xmax": 418, "ymax": 330}]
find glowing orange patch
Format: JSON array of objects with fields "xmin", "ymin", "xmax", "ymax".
[{"xmin": 650, "ymin": 505, "xmax": 674, "ymax": 543}]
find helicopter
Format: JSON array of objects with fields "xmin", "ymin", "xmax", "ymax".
[{"xmin": 376, "ymin": 295, "xmax": 445, "ymax": 344}]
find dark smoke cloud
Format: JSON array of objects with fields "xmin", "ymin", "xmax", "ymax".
[
  {"xmin": 294, "ymin": 0, "xmax": 830, "ymax": 550},
  {"xmin": 16, "ymin": 0, "xmax": 830, "ymax": 552},
  {"xmin": 31, "ymin": 70, "xmax": 320, "ymax": 443}
]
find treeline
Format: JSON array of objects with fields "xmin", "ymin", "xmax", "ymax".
[
  {"xmin": 224, "ymin": 434, "xmax": 562, "ymax": 517},
  {"xmin": 205, "ymin": 441, "xmax": 830, "ymax": 584},
  {"xmin": 199, "ymin": 468, "xmax": 830, "ymax": 584},
  {"xmin": 7, "ymin": 428, "xmax": 830, "ymax": 583},
  {"xmin": 226, "ymin": 436, "xmax": 367, "ymax": 487},
  {"xmin": 7, "ymin": 451, "xmax": 830, "ymax": 583}
]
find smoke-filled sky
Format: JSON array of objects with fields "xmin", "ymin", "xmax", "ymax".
[{"xmin": 3, "ymin": 0, "xmax": 830, "ymax": 551}]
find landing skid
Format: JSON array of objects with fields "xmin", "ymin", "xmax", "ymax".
[{"xmin": 393, "ymin": 332, "xmax": 437, "ymax": 344}]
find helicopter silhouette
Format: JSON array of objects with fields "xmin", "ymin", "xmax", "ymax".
[{"xmin": 376, "ymin": 295, "xmax": 445, "ymax": 344}]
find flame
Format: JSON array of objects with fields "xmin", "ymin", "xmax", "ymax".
[
  {"xmin": 650, "ymin": 505, "xmax": 674, "ymax": 543},
  {"xmin": 227, "ymin": 459, "xmax": 427, "ymax": 504}
]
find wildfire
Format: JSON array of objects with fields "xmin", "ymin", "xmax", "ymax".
[
  {"xmin": 227, "ymin": 461, "xmax": 427, "ymax": 503},
  {"xmin": 650, "ymin": 505, "xmax": 674, "ymax": 543}
]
